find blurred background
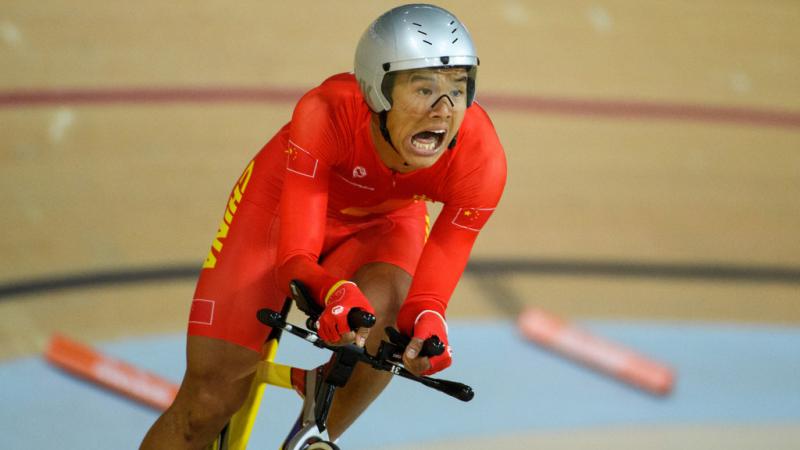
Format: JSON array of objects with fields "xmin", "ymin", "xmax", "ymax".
[{"xmin": 1, "ymin": 1, "xmax": 799, "ymax": 448}]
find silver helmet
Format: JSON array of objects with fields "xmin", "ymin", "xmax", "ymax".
[{"xmin": 354, "ymin": 4, "xmax": 479, "ymax": 113}]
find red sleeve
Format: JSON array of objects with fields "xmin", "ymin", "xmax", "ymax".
[
  {"xmin": 274, "ymin": 87, "xmax": 351, "ymax": 304},
  {"xmin": 397, "ymin": 105, "xmax": 507, "ymax": 334}
]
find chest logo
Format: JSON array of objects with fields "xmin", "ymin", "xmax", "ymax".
[{"xmin": 352, "ymin": 166, "xmax": 367, "ymax": 178}]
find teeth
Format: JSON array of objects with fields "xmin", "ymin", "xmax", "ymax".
[
  {"xmin": 412, "ymin": 140, "xmax": 437, "ymax": 151},
  {"xmin": 411, "ymin": 129, "xmax": 447, "ymax": 152}
]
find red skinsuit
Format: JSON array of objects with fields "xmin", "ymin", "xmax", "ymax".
[{"xmin": 189, "ymin": 73, "xmax": 506, "ymax": 351}]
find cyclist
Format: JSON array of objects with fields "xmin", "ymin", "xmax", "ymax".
[{"xmin": 141, "ymin": 4, "xmax": 506, "ymax": 449}]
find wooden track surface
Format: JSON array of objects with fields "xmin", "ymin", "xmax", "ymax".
[{"xmin": 1, "ymin": 0, "xmax": 799, "ymax": 362}]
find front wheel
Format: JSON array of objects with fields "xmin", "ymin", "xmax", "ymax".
[{"xmin": 306, "ymin": 441, "xmax": 339, "ymax": 450}]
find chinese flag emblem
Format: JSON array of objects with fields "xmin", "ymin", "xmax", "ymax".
[
  {"xmin": 286, "ymin": 140, "xmax": 318, "ymax": 178},
  {"xmin": 451, "ymin": 207, "xmax": 494, "ymax": 231},
  {"xmin": 189, "ymin": 299, "xmax": 215, "ymax": 325}
]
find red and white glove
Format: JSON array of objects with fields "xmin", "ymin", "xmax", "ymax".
[
  {"xmin": 317, "ymin": 280, "xmax": 374, "ymax": 345},
  {"xmin": 399, "ymin": 308, "xmax": 452, "ymax": 376}
]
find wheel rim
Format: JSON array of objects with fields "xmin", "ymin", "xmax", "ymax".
[{"xmin": 306, "ymin": 441, "xmax": 337, "ymax": 450}]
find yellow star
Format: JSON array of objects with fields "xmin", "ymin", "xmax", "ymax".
[{"xmin": 412, "ymin": 194, "xmax": 432, "ymax": 203}]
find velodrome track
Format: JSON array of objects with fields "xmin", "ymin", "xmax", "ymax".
[{"xmin": 2, "ymin": 1, "xmax": 799, "ymax": 448}]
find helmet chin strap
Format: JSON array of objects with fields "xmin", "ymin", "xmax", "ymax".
[{"xmin": 378, "ymin": 111, "xmax": 409, "ymax": 166}]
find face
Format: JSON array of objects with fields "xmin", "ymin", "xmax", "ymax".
[{"xmin": 378, "ymin": 67, "xmax": 468, "ymax": 171}]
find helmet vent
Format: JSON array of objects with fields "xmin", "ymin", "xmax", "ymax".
[
  {"xmin": 412, "ymin": 22, "xmax": 431, "ymax": 45},
  {"xmin": 452, "ymin": 38, "xmax": 459, "ymax": 44}
]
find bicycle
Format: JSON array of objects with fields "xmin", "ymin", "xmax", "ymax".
[{"xmin": 210, "ymin": 281, "xmax": 475, "ymax": 450}]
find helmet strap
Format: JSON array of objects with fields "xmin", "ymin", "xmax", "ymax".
[
  {"xmin": 379, "ymin": 110, "xmax": 393, "ymax": 148},
  {"xmin": 448, "ymin": 134, "xmax": 457, "ymax": 149},
  {"xmin": 379, "ymin": 111, "xmax": 410, "ymax": 167}
]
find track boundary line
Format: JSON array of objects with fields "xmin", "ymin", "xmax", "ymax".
[
  {"xmin": 1, "ymin": 258, "xmax": 798, "ymax": 301},
  {"xmin": 1, "ymin": 87, "xmax": 799, "ymax": 128}
]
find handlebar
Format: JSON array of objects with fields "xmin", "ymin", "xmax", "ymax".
[
  {"xmin": 287, "ymin": 279, "xmax": 439, "ymax": 356},
  {"xmin": 256, "ymin": 306, "xmax": 474, "ymax": 402},
  {"xmin": 347, "ymin": 308, "xmax": 376, "ymax": 331},
  {"xmin": 289, "ymin": 280, "xmax": 376, "ymax": 333},
  {"xmin": 384, "ymin": 326, "xmax": 445, "ymax": 358}
]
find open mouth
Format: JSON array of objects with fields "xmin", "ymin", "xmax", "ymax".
[{"xmin": 410, "ymin": 129, "xmax": 447, "ymax": 155}]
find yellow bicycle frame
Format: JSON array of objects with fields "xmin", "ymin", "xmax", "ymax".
[{"xmin": 210, "ymin": 301, "xmax": 297, "ymax": 450}]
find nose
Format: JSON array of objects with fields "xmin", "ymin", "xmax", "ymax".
[{"xmin": 429, "ymin": 94, "xmax": 454, "ymax": 118}]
